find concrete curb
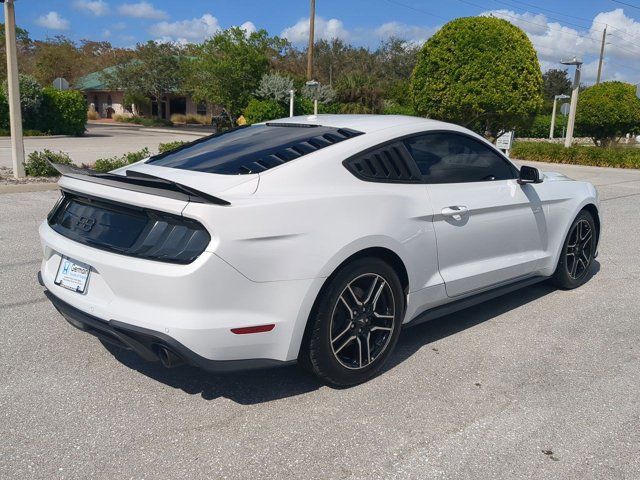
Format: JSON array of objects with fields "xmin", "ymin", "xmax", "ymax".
[{"xmin": 0, "ymin": 182, "xmax": 59, "ymax": 194}]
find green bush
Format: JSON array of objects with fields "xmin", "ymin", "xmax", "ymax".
[
  {"xmin": 243, "ymin": 98, "xmax": 286, "ymax": 124},
  {"xmin": 411, "ymin": 16, "xmax": 543, "ymax": 138},
  {"xmin": 2, "ymin": 74, "xmax": 43, "ymax": 129},
  {"xmin": 294, "ymin": 97, "xmax": 314, "ymax": 116},
  {"xmin": 383, "ymin": 101, "xmax": 415, "ymax": 116},
  {"xmin": 576, "ymin": 81, "xmax": 640, "ymax": 146},
  {"xmin": 517, "ymin": 114, "xmax": 569, "ymax": 139},
  {"xmin": 0, "ymin": 128, "xmax": 46, "ymax": 137},
  {"xmin": 93, "ymin": 147, "xmax": 151, "ymax": 173},
  {"xmin": 24, "ymin": 149, "xmax": 73, "ymax": 177},
  {"xmin": 0, "ymin": 91, "xmax": 8, "ymax": 129},
  {"xmin": 511, "ymin": 141, "xmax": 640, "ymax": 169},
  {"xmin": 158, "ymin": 140, "xmax": 188, "ymax": 153},
  {"xmin": 39, "ymin": 88, "xmax": 86, "ymax": 136}
]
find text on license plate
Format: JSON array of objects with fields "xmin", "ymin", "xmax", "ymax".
[{"xmin": 55, "ymin": 256, "xmax": 91, "ymax": 293}]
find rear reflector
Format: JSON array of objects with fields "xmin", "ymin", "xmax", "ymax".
[{"xmin": 230, "ymin": 324, "xmax": 275, "ymax": 335}]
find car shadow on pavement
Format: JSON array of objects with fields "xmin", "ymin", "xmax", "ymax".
[
  {"xmin": 386, "ymin": 261, "xmax": 600, "ymax": 372},
  {"xmin": 103, "ymin": 263, "xmax": 599, "ymax": 404}
]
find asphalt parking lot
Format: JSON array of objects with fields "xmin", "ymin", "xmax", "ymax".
[{"xmin": 1, "ymin": 161, "xmax": 639, "ymax": 479}]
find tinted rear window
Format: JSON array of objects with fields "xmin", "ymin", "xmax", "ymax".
[{"xmin": 147, "ymin": 124, "xmax": 363, "ymax": 175}]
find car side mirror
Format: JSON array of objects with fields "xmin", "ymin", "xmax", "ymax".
[{"xmin": 518, "ymin": 165, "xmax": 543, "ymax": 185}]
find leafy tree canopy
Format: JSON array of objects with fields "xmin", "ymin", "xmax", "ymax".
[
  {"xmin": 185, "ymin": 28, "xmax": 287, "ymax": 123},
  {"xmin": 254, "ymin": 72, "xmax": 294, "ymax": 104},
  {"xmin": 542, "ymin": 68, "xmax": 572, "ymax": 103},
  {"xmin": 411, "ymin": 16, "xmax": 544, "ymax": 138},
  {"xmin": 576, "ymin": 81, "xmax": 640, "ymax": 146},
  {"xmin": 103, "ymin": 41, "xmax": 186, "ymax": 116}
]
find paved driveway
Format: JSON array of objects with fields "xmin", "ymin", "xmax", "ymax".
[
  {"xmin": 0, "ymin": 123, "xmax": 209, "ymax": 169},
  {"xmin": 1, "ymin": 162, "xmax": 639, "ymax": 479}
]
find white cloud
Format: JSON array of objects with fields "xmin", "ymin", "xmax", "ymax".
[
  {"xmin": 103, "ymin": 29, "xmax": 112, "ymax": 38},
  {"xmin": 73, "ymin": 0, "xmax": 109, "ymax": 16},
  {"xmin": 151, "ymin": 15, "xmax": 257, "ymax": 43},
  {"xmin": 150, "ymin": 14, "xmax": 221, "ymax": 42},
  {"xmin": 374, "ymin": 22, "xmax": 437, "ymax": 45},
  {"xmin": 480, "ymin": 8, "xmax": 640, "ymax": 83},
  {"xmin": 118, "ymin": 2, "xmax": 168, "ymax": 20},
  {"xmin": 592, "ymin": 9, "xmax": 640, "ymax": 60},
  {"xmin": 35, "ymin": 11, "xmax": 70, "ymax": 30},
  {"xmin": 239, "ymin": 21, "xmax": 257, "ymax": 35},
  {"xmin": 281, "ymin": 16, "xmax": 349, "ymax": 43}
]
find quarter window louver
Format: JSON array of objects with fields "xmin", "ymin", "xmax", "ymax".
[{"xmin": 343, "ymin": 143, "xmax": 422, "ymax": 183}]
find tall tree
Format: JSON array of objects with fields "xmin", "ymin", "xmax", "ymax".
[
  {"xmin": 0, "ymin": 23, "xmax": 33, "ymax": 80},
  {"xmin": 542, "ymin": 68, "xmax": 572, "ymax": 107},
  {"xmin": 32, "ymin": 36, "xmax": 82, "ymax": 85},
  {"xmin": 103, "ymin": 41, "xmax": 185, "ymax": 117},
  {"xmin": 411, "ymin": 17, "xmax": 544, "ymax": 138},
  {"xmin": 185, "ymin": 28, "xmax": 286, "ymax": 123}
]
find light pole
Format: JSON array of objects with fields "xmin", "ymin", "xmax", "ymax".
[
  {"xmin": 289, "ymin": 89, "xmax": 295, "ymax": 117},
  {"xmin": 549, "ymin": 94, "xmax": 570, "ymax": 139},
  {"xmin": 561, "ymin": 57, "xmax": 583, "ymax": 148},
  {"xmin": 306, "ymin": 80, "xmax": 319, "ymax": 116},
  {"xmin": 2, "ymin": 0, "xmax": 26, "ymax": 178}
]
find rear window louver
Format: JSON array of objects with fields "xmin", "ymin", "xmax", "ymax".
[
  {"xmin": 234, "ymin": 128, "xmax": 363, "ymax": 174},
  {"xmin": 146, "ymin": 125, "xmax": 364, "ymax": 175},
  {"xmin": 343, "ymin": 143, "xmax": 422, "ymax": 183}
]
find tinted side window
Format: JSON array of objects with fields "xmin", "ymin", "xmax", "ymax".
[{"xmin": 403, "ymin": 133, "xmax": 517, "ymax": 184}]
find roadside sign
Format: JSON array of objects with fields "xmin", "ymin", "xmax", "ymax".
[
  {"xmin": 52, "ymin": 77, "xmax": 69, "ymax": 90},
  {"xmin": 560, "ymin": 103, "xmax": 570, "ymax": 116},
  {"xmin": 496, "ymin": 131, "xmax": 514, "ymax": 152}
]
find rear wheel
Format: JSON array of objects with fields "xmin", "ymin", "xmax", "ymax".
[
  {"xmin": 551, "ymin": 210, "xmax": 596, "ymax": 289},
  {"xmin": 304, "ymin": 258, "xmax": 404, "ymax": 387}
]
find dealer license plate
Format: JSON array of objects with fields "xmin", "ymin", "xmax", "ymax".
[{"xmin": 55, "ymin": 256, "xmax": 91, "ymax": 294}]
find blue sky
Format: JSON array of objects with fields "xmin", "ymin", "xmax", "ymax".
[{"xmin": 5, "ymin": 0, "xmax": 640, "ymax": 84}]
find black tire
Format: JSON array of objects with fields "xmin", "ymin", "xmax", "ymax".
[
  {"xmin": 550, "ymin": 209, "xmax": 597, "ymax": 289},
  {"xmin": 303, "ymin": 257, "xmax": 405, "ymax": 387}
]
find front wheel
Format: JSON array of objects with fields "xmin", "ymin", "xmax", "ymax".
[
  {"xmin": 551, "ymin": 210, "xmax": 597, "ymax": 289},
  {"xmin": 304, "ymin": 258, "xmax": 405, "ymax": 387}
]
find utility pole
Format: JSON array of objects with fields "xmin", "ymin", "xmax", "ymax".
[
  {"xmin": 596, "ymin": 26, "xmax": 607, "ymax": 85},
  {"xmin": 306, "ymin": 0, "xmax": 316, "ymax": 81},
  {"xmin": 561, "ymin": 57, "xmax": 583, "ymax": 148},
  {"xmin": 3, "ymin": 0, "xmax": 26, "ymax": 178}
]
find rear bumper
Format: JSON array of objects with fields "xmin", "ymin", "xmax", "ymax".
[
  {"xmin": 42, "ymin": 284, "xmax": 294, "ymax": 372},
  {"xmin": 39, "ymin": 221, "xmax": 325, "ymax": 364}
]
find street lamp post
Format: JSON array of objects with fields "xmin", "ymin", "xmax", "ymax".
[
  {"xmin": 305, "ymin": 80, "xmax": 319, "ymax": 116},
  {"xmin": 550, "ymin": 94, "xmax": 570, "ymax": 139},
  {"xmin": 2, "ymin": 0, "xmax": 26, "ymax": 178},
  {"xmin": 561, "ymin": 57, "xmax": 583, "ymax": 148}
]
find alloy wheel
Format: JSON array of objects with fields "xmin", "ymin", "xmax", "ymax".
[
  {"xmin": 329, "ymin": 273, "xmax": 396, "ymax": 370},
  {"xmin": 565, "ymin": 219, "xmax": 594, "ymax": 280}
]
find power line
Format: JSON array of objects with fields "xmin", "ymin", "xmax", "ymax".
[
  {"xmin": 383, "ymin": 0, "xmax": 450, "ymax": 22},
  {"xmin": 386, "ymin": 0, "xmax": 640, "ymax": 67},
  {"xmin": 493, "ymin": 0, "xmax": 640, "ymax": 47},
  {"xmin": 610, "ymin": 0, "xmax": 640, "ymax": 11},
  {"xmin": 453, "ymin": 0, "xmax": 640, "ymax": 57}
]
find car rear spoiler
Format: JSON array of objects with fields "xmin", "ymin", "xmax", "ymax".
[{"xmin": 47, "ymin": 161, "xmax": 231, "ymax": 206}]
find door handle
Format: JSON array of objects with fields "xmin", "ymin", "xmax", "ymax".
[{"xmin": 441, "ymin": 206, "xmax": 469, "ymax": 217}]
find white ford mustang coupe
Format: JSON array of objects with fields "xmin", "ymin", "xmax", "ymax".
[{"xmin": 39, "ymin": 115, "xmax": 600, "ymax": 386}]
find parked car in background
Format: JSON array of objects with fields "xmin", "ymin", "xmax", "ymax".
[{"xmin": 39, "ymin": 115, "xmax": 600, "ymax": 386}]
